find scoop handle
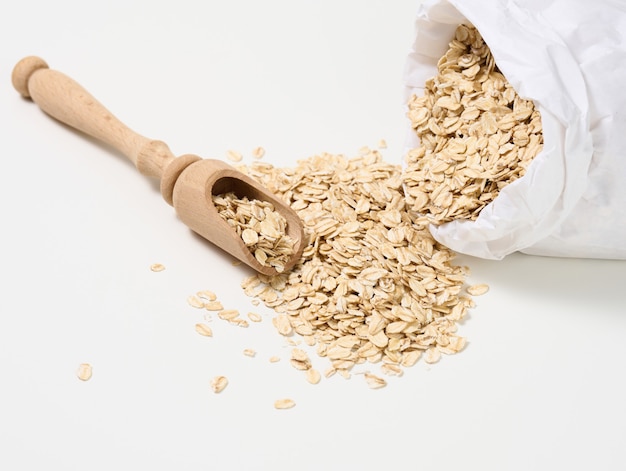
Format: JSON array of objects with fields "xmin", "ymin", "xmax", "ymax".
[{"xmin": 12, "ymin": 56, "xmax": 175, "ymax": 178}]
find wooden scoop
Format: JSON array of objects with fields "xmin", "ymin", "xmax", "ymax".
[{"xmin": 12, "ymin": 56, "xmax": 305, "ymax": 276}]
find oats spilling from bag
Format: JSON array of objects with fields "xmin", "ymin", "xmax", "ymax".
[
  {"xmin": 403, "ymin": 23, "xmax": 544, "ymax": 223},
  {"xmin": 212, "ymin": 192, "xmax": 296, "ymax": 272},
  {"xmin": 237, "ymin": 148, "xmax": 474, "ymax": 377}
]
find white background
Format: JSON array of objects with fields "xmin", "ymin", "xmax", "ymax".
[{"xmin": 1, "ymin": 1, "xmax": 625, "ymax": 470}]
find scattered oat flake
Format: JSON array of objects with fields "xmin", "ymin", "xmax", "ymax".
[
  {"xmin": 150, "ymin": 263, "xmax": 165, "ymax": 272},
  {"xmin": 187, "ymin": 295, "xmax": 204, "ymax": 309},
  {"xmin": 377, "ymin": 139, "xmax": 387, "ymax": 149},
  {"xmin": 218, "ymin": 309, "xmax": 240, "ymax": 321},
  {"xmin": 381, "ymin": 363, "xmax": 404, "ymax": 377},
  {"xmin": 204, "ymin": 301, "xmax": 224, "ymax": 311},
  {"xmin": 364, "ymin": 373, "xmax": 387, "ymax": 389},
  {"xmin": 226, "ymin": 150, "xmax": 243, "ymax": 162},
  {"xmin": 401, "ymin": 350, "xmax": 422, "ymax": 368},
  {"xmin": 76, "ymin": 363, "xmax": 92, "ymax": 381},
  {"xmin": 306, "ymin": 368, "xmax": 321, "ymax": 384},
  {"xmin": 247, "ymin": 312, "xmax": 262, "ymax": 322},
  {"xmin": 252, "ymin": 146, "xmax": 266, "ymax": 159},
  {"xmin": 425, "ymin": 347, "xmax": 441, "ymax": 364},
  {"xmin": 290, "ymin": 360, "xmax": 309, "ymax": 371},
  {"xmin": 243, "ymin": 349, "xmax": 256, "ymax": 357},
  {"xmin": 210, "ymin": 375, "xmax": 228, "ymax": 393},
  {"xmin": 196, "ymin": 290, "xmax": 217, "ymax": 302},
  {"xmin": 274, "ymin": 398, "xmax": 296, "ymax": 410},
  {"xmin": 195, "ymin": 323, "xmax": 213, "ymax": 337},
  {"xmin": 467, "ymin": 283, "xmax": 490, "ymax": 296},
  {"xmin": 291, "ymin": 348, "xmax": 309, "ymax": 362},
  {"xmin": 269, "ymin": 356, "xmax": 281, "ymax": 363}
]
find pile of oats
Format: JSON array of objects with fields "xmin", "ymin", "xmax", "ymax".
[
  {"xmin": 237, "ymin": 148, "xmax": 475, "ymax": 378},
  {"xmin": 403, "ymin": 23, "xmax": 543, "ymax": 223},
  {"xmin": 192, "ymin": 26, "xmax": 527, "ymax": 389},
  {"xmin": 212, "ymin": 192, "xmax": 296, "ymax": 272}
]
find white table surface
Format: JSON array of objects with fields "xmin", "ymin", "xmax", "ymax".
[{"xmin": 1, "ymin": 1, "xmax": 625, "ymax": 470}]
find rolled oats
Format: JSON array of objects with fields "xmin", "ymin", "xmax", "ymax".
[
  {"xmin": 187, "ymin": 295, "xmax": 205, "ymax": 309},
  {"xmin": 381, "ymin": 363, "xmax": 403, "ymax": 377},
  {"xmin": 234, "ymin": 147, "xmax": 473, "ymax": 377},
  {"xmin": 196, "ymin": 290, "xmax": 217, "ymax": 302},
  {"xmin": 364, "ymin": 372, "xmax": 387, "ymax": 389},
  {"xmin": 226, "ymin": 149, "xmax": 243, "ymax": 162},
  {"xmin": 218, "ymin": 309, "xmax": 240, "ymax": 321},
  {"xmin": 76, "ymin": 363, "xmax": 92, "ymax": 381},
  {"xmin": 204, "ymin": 301, "xmax": 224, "ymax": 311},
  {"xmin": 212, "ymin": 192, "xmax": 296, "ymax": 272},
  {"xmin": 195, "ymin": 323, "xmax": 213, "ymax": 337},
  {"xmin": 274, "ymin": 398, "xmax": 296, "ymax": 410},
  {"xmin": 403, "ymin": 24, "xmax": 543, "ymax": 224},
  {"xmin": 466, "ymin": 283, "xmax": 489, "ymax": 296},
  {"xmin": 305, "ymin": 368, "xmax": 321, "ymax": 384},
  {"xmin": 290, "ymin": 348, "xmax": 312, "ymax": 371},
  {"xmin": 425, "ymin": 347, "xmax": 441, "ymax": 364},
  {"xmin": 210, "ymin": 375, "xmax": 228, "ymax": 393}
]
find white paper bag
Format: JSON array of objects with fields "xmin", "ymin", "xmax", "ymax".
[{"xmin": 403, "ymin": 0, "xmax": 626, "ymax": 259}]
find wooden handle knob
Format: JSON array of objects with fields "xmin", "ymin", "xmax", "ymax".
[{"xmin": 12, "ymin": 56, "xmax": 175, "ymax": 179}]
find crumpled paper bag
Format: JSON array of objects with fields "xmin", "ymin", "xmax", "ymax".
[{"xmin": 403, "ymin": 0, "xmax": 626, "ymax": 259}]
